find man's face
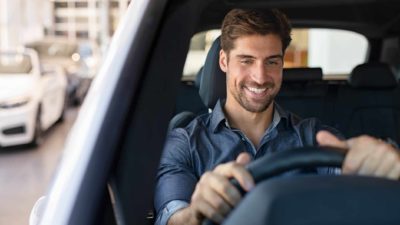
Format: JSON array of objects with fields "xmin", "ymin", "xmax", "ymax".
[{"xmin": 220, "ymin": 34, "xmax": 283, "ymax": 113}]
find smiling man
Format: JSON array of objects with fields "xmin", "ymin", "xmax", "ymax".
[{"xmin": 154, "ymin": 8, "xmax": 400, "ymax": 225}]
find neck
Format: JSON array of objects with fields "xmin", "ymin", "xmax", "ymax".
[{"xmin": 224, "ymin": 97, "xmax": 274, "ymax": 148}]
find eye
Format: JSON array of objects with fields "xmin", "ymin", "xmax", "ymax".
[
  {"xmin": 266, "ymin": 59, "xmax": 282, "ymax": 67},
  {"xmin": 266, "ymin": 60, "xmax": 278, "ymax": 65},
  {"xmin": 240, "ymin": 59, "xmax": 253, "ymax": 65}
]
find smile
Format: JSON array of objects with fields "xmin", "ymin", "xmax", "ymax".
[{"xmin": 246, "ymin": 86, "xmax": 267, "ymax": 94}]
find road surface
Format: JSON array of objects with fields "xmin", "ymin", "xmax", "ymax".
[{"xmin": 0, "ymin": 107, "xmax": 79, "ymax": 225}]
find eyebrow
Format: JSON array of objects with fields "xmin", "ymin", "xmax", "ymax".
[{"xmin": 236, "ymin": 54, "xmax": 283, "ymax": 60}]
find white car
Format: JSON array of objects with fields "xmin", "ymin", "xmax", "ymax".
[
  {"xmin": 0, "ymin": 49, "xmax": 67, "ymax": 147},
  {"xmin": 25, "ymin": 39, "xmax": 102, "ymax": 106}
]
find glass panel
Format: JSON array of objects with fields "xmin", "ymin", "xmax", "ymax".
[
  {"xmin": 184, "ymin": 28, "xmax": 368, "ymax": 79},
  {"xmin": 0, "ymin": 53, "xmax": 32, "ymax": 74}
]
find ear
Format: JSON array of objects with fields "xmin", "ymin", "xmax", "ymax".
[{"xmin": 219, "ymin": 49, "xmax": 228, "ymax": 73}]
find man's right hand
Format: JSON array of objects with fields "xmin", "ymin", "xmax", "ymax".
[{"xmin": 168, "ymin": 152, "xmax": 254, "ymax": 225}]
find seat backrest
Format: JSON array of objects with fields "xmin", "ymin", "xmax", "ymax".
[
  {"xmin": 199, "ymin": 37, "xmax": 226, "ymax": 109},
  {"xmin": 168, "ymin": 111, "xmax": 197, "ymax": 131},
  {"xmin": 174, "ymin": 67, "xmax": 207, "ymax": 115},
  {"xmin": 348, "ymin": 62, "xmax": 398, "ymax": 89},
  {"xmin": 276, "ymin": 67, "xmax": 332, "ymax": 123},
  {"xmin": 333, "ymin": 62, "xmax": 400, "ymax": 142},
  {"xmin": 282, "ymin": 67, "xmax": 323, "ymax": 82}
]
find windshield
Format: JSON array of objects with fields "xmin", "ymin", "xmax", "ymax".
[
  {"xmin": 27, "ymin": 42, "xmax": 78, "ymax": 58},
  {"xmin": 0, "ymin": 53, "xmax": 33, "ymax": 74}
]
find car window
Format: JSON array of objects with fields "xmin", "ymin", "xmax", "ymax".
[
  {"xmin": 183, "ymin": 28, "xmax": 368, "ymax": 80},
  {"xmin": 182, "ymin": 30, "xmax": 221, "ymax": 78},
  {"xmin": 0, "ymin": 53, "xmax": 32, "ymax": 74},
  {"xmin": 305, "ymin": 29, "xmax": 368, "ymax": 78}
]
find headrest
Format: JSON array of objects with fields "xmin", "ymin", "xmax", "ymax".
[
  {"xmin": 349, "ymin": 62, "xmax": 398, "ymax": 88},
  {"xmin": 282, "ymin": 67, "xmax": 323, "ymax": 82},
  {"xmin": 194, "ymin": 66, "xmax": 203, "ymax": 89},
  {"xmin": 199, "ymin": 37, "xmax": 226, "ymax": 109}
]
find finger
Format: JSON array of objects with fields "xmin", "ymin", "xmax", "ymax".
[
  {"xmin": 357, "ymin": 145, "xmax": 386, "ymax": 175},
  {"xmin": 342, "ymin": 136, "xmax": 379, "ymax": 174},
  {"xmin": 316, "ymin": 130, "xmax": 348, "ymax": 151},
  {"xmin": 374, "ymin": 151, "xmax": 398, "ymax": 177},
  {"xmin": 214, "ymin": 162, "xmax": 254, "ymax": 191},
  {"xmin": 236, "ymin": 152, "xmax": 252, "ymax": 165},
  {"xmin": 198, "ymin": 172, "xmax": 241, "ymax": 206},
  {"xmin": 201, "ymin": 184, "xmax": 232, "ymax": 216},
  {"xmin": 387, "ymin": 162, "xmax": 400, "ymax": 180},
  {"xmin": 194, "ymin": 198, "xmax": 224, "ymax": 224}
]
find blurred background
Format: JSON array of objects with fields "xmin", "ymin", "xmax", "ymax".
[{"xmin": 0, "ymin": 1, "xmax": 130, "ymax": 224}]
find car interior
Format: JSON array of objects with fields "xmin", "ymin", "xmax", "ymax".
[
  {"xmin": 174, "ymin": 37, "xmax": 400, "ymax": 143},
  {"xmin": 109, "ymin": 0, "xmax": 400, "ymax": 224},
  {"xmin": 41, "ymin": 0, "xmax": 400, "ymax": 225},
  {"xmin": 172, "ymin": 32, "xmax": 400, "ymax": 225}
]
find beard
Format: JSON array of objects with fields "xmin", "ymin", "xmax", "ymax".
[{"xmin": 230, "ymin": 81, "xmax": 278, "ymax": 113}]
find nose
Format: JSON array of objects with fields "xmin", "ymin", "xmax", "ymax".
[{"xmin": 250, "ymin": 61, "xmax": 269, "ymax": 84}]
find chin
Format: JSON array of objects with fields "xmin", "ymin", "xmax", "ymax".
[{"xmin": 242, "ymin": 100, "xmax": 273, "ymax": 113}]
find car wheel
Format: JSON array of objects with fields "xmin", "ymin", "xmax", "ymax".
[
  {"xmin": 31, "ymin": 107, "xmax": 43, "ymax": 147},
  {"xmin": 56, "ymin": 93, "xmax": 68, "ymax": 123}
]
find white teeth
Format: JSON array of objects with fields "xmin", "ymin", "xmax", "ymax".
[{"xmin": 247, "ymin": 87, "xmax": 266, "ymax": 94}]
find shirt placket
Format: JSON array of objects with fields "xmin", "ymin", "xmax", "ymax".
[
  {"xmin": 233, "ymin": 130, "xmax": 258, "ymax": 156},
  {"xmin": 255, "ymin": 129, "xmax": 278, "ymax": 159}
]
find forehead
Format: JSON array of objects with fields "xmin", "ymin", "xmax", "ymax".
[{"xmin": 230, "ymin": 34, "xmax": 283, "ymax": 57}]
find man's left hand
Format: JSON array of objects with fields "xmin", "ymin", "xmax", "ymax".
[{"xmin": 316, "ymin": 130, "xmax": 400, "ymax": 180}]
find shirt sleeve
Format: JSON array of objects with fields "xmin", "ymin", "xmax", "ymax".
[
  {"xmin": 154, "ymin": 200, "xmax": 189, "ymax": 225},
  {"xmin": 154, "ymin": 128, "xmax": 199, "ymax": 220},
  {"xmin": 298, "ymin": 118, "xmax": 344, "ymax": 175}
]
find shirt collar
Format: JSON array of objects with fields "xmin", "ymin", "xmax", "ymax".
[
  {"xmin": 274, "ymin": 102, "xmax": 289, "ymax": 126},
  {"xmin": 210, "ymin": 100, "xmax": 227, "ymax": 132},
  {"xmin": 210, "ymin": 99, "xmax": 289, "ymax": 133}
]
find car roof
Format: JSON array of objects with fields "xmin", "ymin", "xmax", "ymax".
[{"xmin": 193, "ymin": 0, "xmax": 400, "ymax": 38}]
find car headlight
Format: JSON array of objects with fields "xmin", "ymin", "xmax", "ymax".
[{"xmin": 0, "ymin": 96, "xmax": 31, "ymax": 109}]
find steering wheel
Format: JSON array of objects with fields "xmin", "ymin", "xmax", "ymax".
[
  {"xmin": 202, "ymin": 146, "xmax": 346, "ymax": 225},
  {"xmin": 203, "ymin": 146, "xmax": 400, "ymax": 225}
]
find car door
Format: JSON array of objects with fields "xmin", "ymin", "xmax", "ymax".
[
  {"xmin": 37, "ymin": 0, "xmax": 183, "ymax": 224},
  {"xmin": 39, "ymin": 66, "xmax": 65, "ymax": 129}
]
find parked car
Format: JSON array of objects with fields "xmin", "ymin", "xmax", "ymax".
[
  {"xmin": 34, "ymin": 0, "xmax": 400, "ymax": 225},
  {"xmin": 0, "ymin": 49, "xmax": 67, "ymax": 147},
  {"xmin": 25, "ymin": 39, "xmax": 101, "ymax": 106}
]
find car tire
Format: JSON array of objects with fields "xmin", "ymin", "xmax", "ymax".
[
  {"xmin": 56, "ymin": 93, "xmax": 68, "ymax": 123},
  {"xmin": 31, "ymin": 107, "xmax": 43, "ymax": 147}
]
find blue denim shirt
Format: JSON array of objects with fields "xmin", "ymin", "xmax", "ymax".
[{"xmin": 154, "ymin": 100, "xmax": 342, "ymax": 225}]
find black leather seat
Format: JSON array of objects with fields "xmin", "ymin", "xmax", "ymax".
[
  {"xmin": 276, "ymin": 67, "xmax": 331, "ymax": 123},
  {"xmin": 333, "ymin": 62, "xmax": 400, "ymax": 142},
  {"xmin": 199, "ymin": 37, "xmax": 226, "ymax": 110},
  {"xmin": 174, "ymin": 67, "xmax": 207, "ymax": 115}
]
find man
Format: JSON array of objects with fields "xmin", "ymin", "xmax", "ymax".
[{"xmin": 154, "ymin": 8, "xmax": 400, "ymax": 225}]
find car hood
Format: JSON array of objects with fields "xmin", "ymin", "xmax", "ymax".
[
  {"xmin": 0, "ymin": 75, "xmax": 36, "ymax": 100},
  {"xmin": 40, "ymin": 57, "xmax": 78, "ymax": 68}
]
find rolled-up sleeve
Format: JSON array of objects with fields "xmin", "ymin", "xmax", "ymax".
[
  {"xmin": 154, "ymin": 200, "xmax": 189, "ymax": 225},
  {"xmin": 154, "ymin": 128, "xmax": 198, "ymax": 224}
]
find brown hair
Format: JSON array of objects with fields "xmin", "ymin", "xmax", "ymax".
[{"xmin": 221, "ymin": 9, "xmax": 292, "ymax": 54}]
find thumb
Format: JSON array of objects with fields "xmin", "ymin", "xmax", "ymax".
[
  {"xmin": 236, "ymin": 152, "xmax": 252, "ymax": 165},
  {"xmin": 316, "ymin": 130, "xmax": 348, "ymax": 152}
]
